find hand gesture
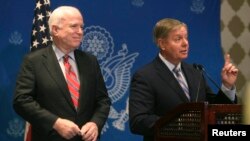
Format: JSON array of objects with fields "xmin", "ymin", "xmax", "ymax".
[{"xmin": 221, "ymin": 54, "xmax": 238, "ymax": 89}]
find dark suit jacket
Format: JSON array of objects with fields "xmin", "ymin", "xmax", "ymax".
[
  {"xmin": 13, "ymin": 46, "xmax": 111, "ymax": 141},
  {"xmin": 129, "ymin": 56, "xmax": 236, "ymax": 141}
]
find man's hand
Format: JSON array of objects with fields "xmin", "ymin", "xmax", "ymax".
[
  {"xmin": 80, "ymin": 122, "xmax": 98, "ymax": 141},
  {"xmin": 221, "ymin": 54, "xmax": 238, "ymax": 89},
  {"xmin": 53, "ymin": 118, "xmax": 81, "ymax": 140}
]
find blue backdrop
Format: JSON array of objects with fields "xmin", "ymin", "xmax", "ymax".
[{"xmin": 0, "ymin": 0, "xmax": 224, "ymax": 141}]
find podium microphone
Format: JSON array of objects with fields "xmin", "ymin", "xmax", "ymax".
[
  {"xmin": 194, "ymin": 64, "xmax": 237, "ymax": 104},
  {"xmin": 193, "ymin": 64, "xmax": 203, "ymax": 102},
  {"xmin": 193, "ymin": 63, "xmax": 222, "ymax": 92}
]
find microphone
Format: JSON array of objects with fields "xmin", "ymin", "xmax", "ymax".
[
  {"xmin": 193, "ymin": 64, "xmax": 203, "ymax": 102},
  {"xmin": 193, "ymin": 63, "xmax": 236, "ymax": 104},
  {"xmin": 193, "ymin": 63, "xmax": 221, "ymax": 90}
]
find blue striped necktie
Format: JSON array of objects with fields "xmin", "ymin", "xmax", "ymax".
[{"xmin": 173, "ymin": 67, "xmax": 190, "ymax": 100}]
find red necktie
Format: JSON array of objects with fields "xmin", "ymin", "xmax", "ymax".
[{"xmin": 63, "ymin": 55, "xmax": 80, "ymax": 109}]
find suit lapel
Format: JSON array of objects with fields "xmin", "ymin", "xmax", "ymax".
[
  {"xmin": 154, "ymin": 57, "xmax": 190, "ymax": 102},
  {"xmin": 42, "ymin": 47, "xmax": 75, "ymax": 110},
  {"xmin": 74, "ymin": 50, "xmax": 88, "ymax": 112},
  {"xmin": 181, "ymin": 63, "xmax": 199, "ymax": 102}
]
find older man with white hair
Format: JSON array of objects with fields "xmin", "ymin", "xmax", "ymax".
[{"xmin": 13, "ymin": 6, "xmax": 111, "ymax": 141}]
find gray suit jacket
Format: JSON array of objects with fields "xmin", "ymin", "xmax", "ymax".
[{"xmin": 13, "ymin": 46, "xmax": 111, "ymax": 141}]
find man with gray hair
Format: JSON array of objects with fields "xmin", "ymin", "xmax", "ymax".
[{"xmin": 129, "ymin": 18, "xmax": 238, "ymax": 141}]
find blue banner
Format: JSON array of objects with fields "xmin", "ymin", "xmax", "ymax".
[{"xmin": 0, "ymin": 0, "xmax": 223, "ymax": 141}]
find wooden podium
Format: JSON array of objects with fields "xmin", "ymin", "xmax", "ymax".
[{"xmin": 154, "ymin": 102, "xmax": 242, "ymax": 141}]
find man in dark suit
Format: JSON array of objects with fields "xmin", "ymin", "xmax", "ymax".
[
  {"xmin": 13, "ymin": 6, "xmax": 111, "ymax": 141},
  {"xmin": 129, "ymin": 18, "xmax": 238, "ymax": 141}
]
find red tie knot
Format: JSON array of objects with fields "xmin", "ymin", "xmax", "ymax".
[{"xmin": 63, "ymin": 55, "xmax": 69, "ymax": 63}]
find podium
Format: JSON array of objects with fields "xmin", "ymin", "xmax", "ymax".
[{"xmin": 154, "ymin": 102, "xmax": 242, "ymax": 141}]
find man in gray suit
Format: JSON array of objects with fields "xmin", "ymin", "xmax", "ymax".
[
  {"xmin": 13, "ymin": 6, "xmax": 111, "ymax": 141},
  {"xmin": 129, "ymin": 18, "xmax": 238, "ymax": 141}
]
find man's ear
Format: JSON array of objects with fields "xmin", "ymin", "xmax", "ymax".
[
  {"xmin": 157, "ymin": 38, "xmax": 165, "ymax": 50},
  {"xmin": 51, "ymin": 25, "xmax": 59, "ymax": 36}
]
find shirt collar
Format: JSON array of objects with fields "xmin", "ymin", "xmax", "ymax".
[
  {"xmin": 158, "ymin": 53, "xmax": 181, "ymax": 71},
  {"xmin": 52, "ymin": 44, "xmax": 76, "ymax": 61}
]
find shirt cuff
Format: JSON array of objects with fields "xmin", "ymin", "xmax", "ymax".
[{"xmin": 221, "ymin": 84, "xmax": 236, "ymax": 101}]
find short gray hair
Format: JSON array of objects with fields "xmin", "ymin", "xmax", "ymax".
[{"xmin": 153, "ymin": 18, "xmax": 187, "ymax": 46}]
